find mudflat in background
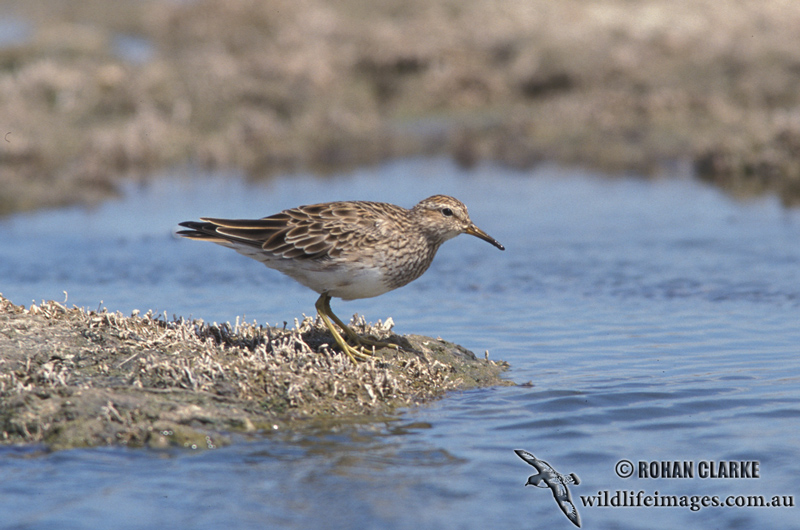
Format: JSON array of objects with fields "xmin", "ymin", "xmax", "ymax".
[{"xmin": 2, "ymin": 0, "xmax": 800, "ymax": 213}]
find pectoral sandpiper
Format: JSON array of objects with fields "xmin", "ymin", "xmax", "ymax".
[{"xmin": 178, "ymin": 195, "xmax": 504, "ymax": 362}]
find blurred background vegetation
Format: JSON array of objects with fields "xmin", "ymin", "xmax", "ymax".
[{"xmin": 2, "ymin": 0, "xmax": 800, "ymax": 214}]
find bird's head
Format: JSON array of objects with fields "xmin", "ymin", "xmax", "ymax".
[
  {"xmin": 524, "ymin": 475, "xmax": 544, "ymax": 487},
  {"xmin": 412, "ymin": 195, "xmax": 504, "ymax": 250}
]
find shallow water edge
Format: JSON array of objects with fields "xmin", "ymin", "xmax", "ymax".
[{"xmin": 0, "ymin": 295, "xmax": 510, "ymax": 451}]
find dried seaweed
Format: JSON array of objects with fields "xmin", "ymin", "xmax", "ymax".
[{"xmin": 0, "ymin": 294, "xmax": 509, "ymax": 449}]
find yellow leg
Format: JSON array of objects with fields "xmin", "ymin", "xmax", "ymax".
[
  {"xmin": 314, "ymin": 294, "xmax": 398, "ymax": 362},
  {"xmin": 323, "ymin": 299, "xmax": 398, "ymax": 350},
  {"xmin": 314, "ymin": 294, "xmax": 371, "ymax": 363}
]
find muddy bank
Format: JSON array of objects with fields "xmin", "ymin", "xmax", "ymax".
[
  {"xmin": 0, "ymin": 295, "xmax": 509, "ymax": 450},
  {"xmin": 2, "ymin": 0, "xmax": 800, "ymax": 212}
]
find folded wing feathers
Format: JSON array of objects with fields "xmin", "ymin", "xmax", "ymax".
[
  {"xmin": 181, "ymin": 201, "xmax": 403, "ymax": 260},
  {"xmin": 187, "ymin": 207, "xmax": 338, "ymax": 260}
]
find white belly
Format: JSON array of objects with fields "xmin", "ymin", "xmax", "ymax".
[
  {"xmin": 230, "ymin": 248, "xmax": 388, "ymax": 301},
  {"xmin": 281, "ymin": 264, "xmax": 391, "ymax": 300},
  {"xmin": 223, "ymin": 241, "xmax": 398, "ymax": 300}
]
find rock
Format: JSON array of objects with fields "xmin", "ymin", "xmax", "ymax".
[{"xmin": 0, "ymin": 295, "xmax": 510, "ymax": 450}]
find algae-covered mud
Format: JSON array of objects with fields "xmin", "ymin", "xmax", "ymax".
[
  {"xmin": 2, "ymin": 0, "xmax": 800, "ymax": 213},
  {"xmin": 0, "ymin": 295, "xmax": 509, "ymax": 450}
]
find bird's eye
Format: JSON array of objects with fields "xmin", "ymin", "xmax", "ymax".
[{"xmin": 441, "ymin": 208, "xmax": 453, "ymax": 217}]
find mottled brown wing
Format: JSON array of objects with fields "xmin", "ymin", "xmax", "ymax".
[{"xmin": 178, "ymin": 201, "xmax": 401, "ymax": 260}]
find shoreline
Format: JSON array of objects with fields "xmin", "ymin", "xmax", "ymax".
[
  {"xmin": 2, "ymin": 0, "xmax": 800, "ymax": 214},
  {"xmin": 0, "ymin": 295, "xmax": 510, "ymax": 450}
]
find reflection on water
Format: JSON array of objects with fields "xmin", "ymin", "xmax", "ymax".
[{"xmin": 1, "ymin": 158, "xmax": 799, "ymax": 529}]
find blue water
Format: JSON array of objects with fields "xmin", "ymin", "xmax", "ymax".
[
  {"xmin": 112, "ymin": 34, "xmax": 154, "ymax": 64},
  {"xmin": 0, "ymin": 17, "xmax": 31, "ymax": 49},
  {"xmin": 1, "ymin": 158, "xmax": 799, "ymax": 529}
]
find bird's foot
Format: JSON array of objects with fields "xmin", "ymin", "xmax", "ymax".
[
  {"xmin": 315, "ymin": 310, "xmax": 375, "ymax": 363},
  {"xmin": 343, "ymin": 329, "xmax": 401, "ymax": 353},
  {"xmin": 339, "ymin": 340, "xmax": 375, "ymax": 363},
  {"xmin": 314, "ymin": 293, "xmax": 400, "ymax": 363}
]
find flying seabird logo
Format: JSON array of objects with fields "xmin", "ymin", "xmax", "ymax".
[{"xmin": 515, "ymin": 449, "xmax": 582, "ymax": 528}]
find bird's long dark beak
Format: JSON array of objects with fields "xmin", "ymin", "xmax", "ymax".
[{"xmin": 466, "ymin": 224, "xmax": 505, "ymax": 250}]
